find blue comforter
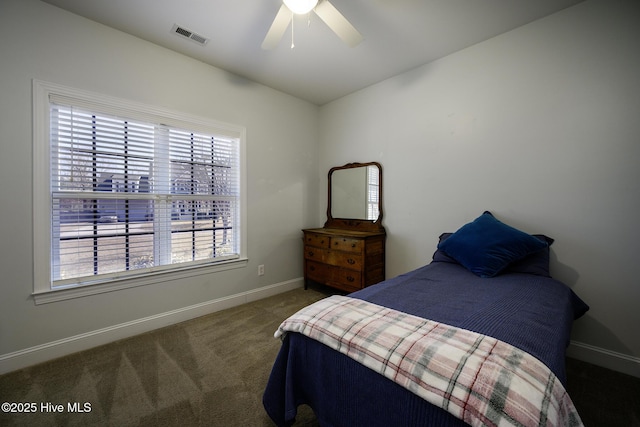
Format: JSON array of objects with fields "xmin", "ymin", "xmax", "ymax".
[{"xmin": 263, "ymin": 261, "xmax": 589, "ymax": 427}]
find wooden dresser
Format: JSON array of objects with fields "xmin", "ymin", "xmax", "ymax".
[
  {"xmin": 303, "ymin": 227, "xmax": 385, "ymax": 293},
  {"xmin": 306, "ymin": 161, "xmax": 386, "ymax": 292}
]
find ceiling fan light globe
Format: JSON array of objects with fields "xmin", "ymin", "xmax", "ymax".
[{"xmin": 283, "ymin": 0, "xmax": 318, "ymax": 15}]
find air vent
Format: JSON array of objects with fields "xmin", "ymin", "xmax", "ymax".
[{"xmin": 171, "ymin": 24, "xmax": 209, "ymax": 46}]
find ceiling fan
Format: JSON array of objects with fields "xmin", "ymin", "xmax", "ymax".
[{"xmin": 262, "ymin": 0, "xmax": 363, "ymax": 49}]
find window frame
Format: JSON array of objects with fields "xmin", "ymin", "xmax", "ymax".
[{"xmin": 32, "ymin": 80, "xmax": 247, "ymax": 304}]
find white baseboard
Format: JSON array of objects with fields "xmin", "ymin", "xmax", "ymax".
[
  {"xmin": 567, "ymin": 340, "xmax": 640, "ymax": 379},
  {"xmin": 0, "ymin": 278, "xmax": 304, "ymax": 375}
]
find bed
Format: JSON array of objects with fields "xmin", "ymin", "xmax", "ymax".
[{"xmin": 263, "ymin": 212, "xmax": 589, "ymax": 427}]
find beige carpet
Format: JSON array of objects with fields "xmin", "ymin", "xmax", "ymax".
[
  {"xmin": 2, "ymin": 284, "xmax": 639, "ymax": 426},
  {"xmin": 0, "ymin": 286, "xmax": 329, "ymax": 427}
]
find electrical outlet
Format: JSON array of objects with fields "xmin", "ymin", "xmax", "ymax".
[{"xmin": 258, "ymin": 264, "xmax": 265, "ymax": 276}]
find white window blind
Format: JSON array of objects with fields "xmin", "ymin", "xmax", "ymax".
[
  {"xmin": 48, "ymin": 100, "xmax": 241, "ymax": 288},
  {"xmin": 367, "ymin": 165, "xmax": 380, "ymax": 220}
]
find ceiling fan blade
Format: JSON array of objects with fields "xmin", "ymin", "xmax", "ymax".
[
  {"xmin": 314, "ymin": 0, "xmax": 363, "ymax": 47},
  {"xmin": 262, "ymin": 4, "xmax": 292, "ymax": 49}
]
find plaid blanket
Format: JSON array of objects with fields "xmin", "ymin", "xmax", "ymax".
[{"xmin": 275, "ymin": 295, "xmax": 583, "ymax": 427}]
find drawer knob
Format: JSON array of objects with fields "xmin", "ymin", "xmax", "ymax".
[
  {"xmin": 346, "ymin": 276, "xmax": 354, "ymax": 282},
  {"xmin": 347, "ymin": 258, "xmax": 356, "ymax": 265},
  {"xmin": 351, "ymin": 243, "xmax": 356, "ymax": 248},
  {"xmin": 309, "ymin": 266, "xmax": 315, "ymax": 271},
  {"xmin": 307, "ymin": 251, "xmax": 314, "ymax": 256}
]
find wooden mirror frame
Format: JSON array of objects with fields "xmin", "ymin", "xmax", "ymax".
[{"xmin": 324, "ymin": 161, "xmax": 385, "ymax": 232}]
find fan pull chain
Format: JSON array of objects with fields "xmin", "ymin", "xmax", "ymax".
[
  {"xmin": 291, "ymin": 11, "xmax": 295, "ymax": 48},
  {"xmin": 291, "ymin": 12, "xmax": 312, "ymax": 49}
]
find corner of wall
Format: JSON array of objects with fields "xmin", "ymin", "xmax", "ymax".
[{"xmin": 567, "ymin": 340, "xmax": 640, "ymax": 379}]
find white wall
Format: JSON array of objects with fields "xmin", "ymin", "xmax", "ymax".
[
  {"xmin": 319, "ymin": 0, "xmax": 640, "ymax": 376},
  {"xmin": 0, "ymin": 0, "xmax": 319, "ymax": 371}
]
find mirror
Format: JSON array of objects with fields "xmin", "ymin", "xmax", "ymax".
[
  {"xmin": 325, "ymin": 162, "xmax": 384, "ymax": 232},
  {"xmin": 331, "ymin": 166, "xmax": 378, "ymax": 220}
]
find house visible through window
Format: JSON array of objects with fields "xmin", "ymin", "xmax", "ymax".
[{"xmin": 33, "ymin": 81, "xmax": 246, "ymax": 300}]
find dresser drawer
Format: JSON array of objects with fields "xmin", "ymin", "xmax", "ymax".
[
  {"xmin": 304, "ymin": 246, "xmax": 363, "ymax": 270},
  {"xmin": 329, "ymin": 267, "xmax": 361, "ymax": 290},
  {"xmin": 303, "ymin": 245, "xmax": 323, "ymax": 262},
  {"xmin": 305, "ymin": 260, "xmax": 332, "ymax": 283},
  {"xmin": 328, "ymin": 252, "xmax": 362, "ymax": 270},
  {"xmin": 303, "ymin": 232, "xmax": 330, "ymax": 248},
  {"xmin": 302, "ymin": 228, "xmax": 385, "ymax": 292},
  {"xmin": 305, "ymin": 261, "xmax": 361, "ymax": 292},
  {"xmin": 330, "ymin": 236, "xmax": 363, "ymax": 253}
]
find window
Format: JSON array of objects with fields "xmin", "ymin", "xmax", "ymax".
[
  {"xmin": 33, "ymin": 81, "xmax": 247, "ymax": 302},
  {"xmin": 367, "ymin": 165, "xmax": 379, "ymax": 220}
]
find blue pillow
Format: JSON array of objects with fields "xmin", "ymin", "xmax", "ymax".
[
  {"xmin": 433, "ymin": 232, "xmax": 554, "ymax": 277},
  {"xmin": 437, "ymin": 212, "xmax": 549, "ymax": 278}
]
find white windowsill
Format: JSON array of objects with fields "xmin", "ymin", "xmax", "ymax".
[{"xmin": 32, "ymin": 258, "xmax": 248, "ymax": 305}]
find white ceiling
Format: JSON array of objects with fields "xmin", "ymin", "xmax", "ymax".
[{"xmin": 41, "ymin": 0, "xmax": 584, "ymax": 105}]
